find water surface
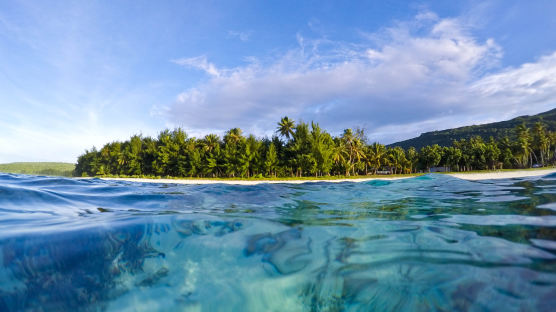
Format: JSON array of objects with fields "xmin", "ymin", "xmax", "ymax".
[{"xmin": 1, "ymin": 173, "xmax": 555, "ymax": 311}]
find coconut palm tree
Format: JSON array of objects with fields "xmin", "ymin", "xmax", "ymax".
[
  {"xmin": 224, "ymin": 128, "xmax": 243, "ymax": 145},
  {"xmin": 341, "ymin": 128, "xmax": 365, "ymax": 175},
  {"xmin": 515, "ymin": 123, "xmax": 533, "ymax": 168},
  {"xmin": 550, "ymin": 131, "xmax": 556, "ymax": 163},
  {"xmin": 276, "ymin": 116, "xmax": 295, "ymax": 140},
  {"xmin": 331, "ymin": 139, "xmax": 348, "ymax": 176},
  {"xmin": 366, "ymin": 142, "xmax": 387, "ymax": 174},
  {"xmin": 388, "ymin": 147, "xmax": 406, "ymax": 174},
  {"xmin": 201, "ymin": 134, "xmax": 221, "ymax": 177},
  {"xmin": 533, "ymin": 121, "xmax": 549, "ymax": 165},
  {"xmin": 202, "ymin": 134, "xmax": 220, "ymax": 153},
  {"xmin": 405, "ymin": 147, "xmax": 419, "ymax": 173}
]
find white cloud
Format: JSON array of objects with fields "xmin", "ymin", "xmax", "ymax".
[
  {"xmin": 173, "ymin": 56, "xmax": 221, "ymax": 77},
  {"xmin": 472, "ymin": 52, "xmax": 556, "ymax": 108},
  {"xmin": 227, "ymin": 30, "xmax": 252, "ymax": 42},
  {"xmin": 168, "ymin": 13, "xmax": 556, "ymax": 143}
]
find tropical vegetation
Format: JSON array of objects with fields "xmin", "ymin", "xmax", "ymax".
[
  {"xmin": 0, "ymin": 162, "xmax": 75, "ymax": 177},
  {"xmin": 74, "ymin": 118, "xmax": 556, "ymax": 178},
  {"xmin": 391, "ymin": 108, "xmax": 556, "ymax": 149}
]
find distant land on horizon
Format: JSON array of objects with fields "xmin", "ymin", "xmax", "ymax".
[
  {"xmin": 0, "ymin": 162, "xmax": 75, "ymax": 177},
  {"xmin": 388, "ymin": 108, "xmax": 556, "ymax": 150}
]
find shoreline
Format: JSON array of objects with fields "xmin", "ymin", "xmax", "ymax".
[
  {"xmin": 446, "ymin": 168, "xmax": 556, "ymax": 180},
  {"xmin": 97, "ymin": 168, "xmax": 556, "ymax": 185},
  {"xmin": 99, "ymin": 176, "xmax": 411, "ymax": 185}
]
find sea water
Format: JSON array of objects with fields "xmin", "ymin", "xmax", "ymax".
[{"xmin": 0, "ymin": 173, "xmax": 555, "ymax": 311}]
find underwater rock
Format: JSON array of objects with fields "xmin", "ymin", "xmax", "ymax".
[
  {"xmin": 173, "ymin": 219, "xmax": 243, "ymax": 238},
  {"xmin": 245, "ymin": 228, "xmax": 312, "ymax": 275},
  {"xmin": 0, "ymin": 223, "xmax": 163, "ymax": 311}
]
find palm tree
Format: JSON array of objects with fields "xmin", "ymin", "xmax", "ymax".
[
  {"xmin": 276, "ymin": 116, "xmax": 295, "ymax": 140},
  {"xmin": 550, "ymin": 131, "xmax": 556, "ymax": 163},
  {"xmin": 265, "ymin": 143, "xmax": 278, "ymax": 177},
  {"xmin": 420, "ymin": 144, "xmax": 442, "ymax": 172},
  {"xmin": 515, "ymin": 123, "xmax": 533, "ymax": 168},
  {"xmin": 366, "ymin": 142, "xmax": 387, "ymax": 174},
  {"xmin": 405, "ymin": 147, "xmax": 419, "ymax": 173},
  {"xmin": 308, "ymin": 122, "xmax": 335, "ymax": 177},
  {"xmin": 388, "ymin": 147, "xmax": 406, "ymax": 174},
  {"xmin": 341, "ymin": 128, "xmax": 364, "ymax": 175},
  {"xmin": 331, "ymin": 140, "xmax": 348, "ymax": 176},
  {"xmin": 351, "ymin": 139, "xmax": 365, "ymax": 175},
  {"xmin": 201, "ymin": 134, "xmax": 221, "ymax": 177},
  {"xmin": 533, "ymin": 122, "xmax": 549, "ymax": 165},
  {"xmin": 224, "ymin": 128, "xmax": 243, "ymax": 145},
  {"xmin": 202, "ymin": 134, "xmax": 220, "ymax": 153},
  {"xmin": 484, "ymin": 138, "xmax": 500, "ymax": 170}
]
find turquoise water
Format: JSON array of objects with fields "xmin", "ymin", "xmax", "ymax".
[{"xmin": 0, "ymin": 173, "xmax": 555, "ymax": 311}]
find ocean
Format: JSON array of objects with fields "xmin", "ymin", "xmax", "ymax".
[{"xmin": 0, "ymin": 173, "xmax": 555, "ymax": 311}]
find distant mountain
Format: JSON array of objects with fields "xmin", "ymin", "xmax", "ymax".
[{"xmin": 388, "ymin": 108, "xmax": 556, "ymax": 150}]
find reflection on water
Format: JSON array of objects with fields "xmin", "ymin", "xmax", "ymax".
[{"xmin": 0, "ymin": 173, "xmax": 555, "ymax": 311}]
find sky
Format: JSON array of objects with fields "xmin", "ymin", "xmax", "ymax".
[{"xmin": 1, "ymin": 0, "xmax": 556, "ymax": 163}]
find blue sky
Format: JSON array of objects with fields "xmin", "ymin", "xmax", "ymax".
[{"xmin": 1, "ymin": 0, "xmax": 555, "ymax": 163}]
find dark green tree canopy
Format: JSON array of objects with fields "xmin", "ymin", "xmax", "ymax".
[{"xmin": 75, "ymin": 118, "xmax": 556, "ymax": 178}]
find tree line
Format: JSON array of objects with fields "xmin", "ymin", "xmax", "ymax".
[{"xmin": 74, "ymin": 117, "xmax": 556, "ymax": 178}]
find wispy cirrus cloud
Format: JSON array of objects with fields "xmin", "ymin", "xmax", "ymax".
[{"xmin": 172, "ymin": 55, "xmax": 221, "ymax": 77}]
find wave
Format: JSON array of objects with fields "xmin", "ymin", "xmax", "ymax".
[{"xmin": 0, "ymin": 173, "xmax": 555, "ymax": 311}]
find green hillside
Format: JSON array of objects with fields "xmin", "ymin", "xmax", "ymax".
[
  {"xmin": 389, "ymin": 108, "xmax": 556, "ymax": 149},
  {"xmin": 0, "ymin": 162, "xmax": 75, "ymax": 177}
]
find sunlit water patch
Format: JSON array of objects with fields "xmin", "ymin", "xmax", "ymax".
[{"xmin": 0, "ymin": 173, "xmax": 555, "ymax": 311}]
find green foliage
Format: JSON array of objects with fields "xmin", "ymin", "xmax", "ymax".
[
  {"xmin": 390, "ymin": 108, "xmax": 556, "ymax": 149},
  {"xmin": 74, "ymin": 116, "xmax": 556, "ymax": 178},
  {"xmin": 0, "ymin": 162, "xmax": 75, "ymax": 177},
  {"xmin": 277, "ymin": 116, "xmax": 295, "ymax": 140},
  {"xmin": 419, "ymin": 144, "xmax": 442, "ymax": 171}
]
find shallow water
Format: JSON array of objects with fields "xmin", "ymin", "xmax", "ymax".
[{"xmin": 0, "ymin": 173, "xmax": 555, "ymax": 311}]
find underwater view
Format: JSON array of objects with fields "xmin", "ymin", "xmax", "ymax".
[{"xmin": 1, "ymin": 173, "xmax": 555, "ymax": 311}]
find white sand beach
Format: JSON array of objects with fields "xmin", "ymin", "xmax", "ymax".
[
  {"xmin": 447, "ymin": 168, "xmax": 556, "ymax": 180},
  {"xmin": 98, "ymin": 168, "xmax": 556, "ymax": 185},
  {"xmin": 99, "ymin": 176, "xmax": 410, "ymax": 185}
]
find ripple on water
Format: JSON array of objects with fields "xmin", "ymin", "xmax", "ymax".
[{"xmin": 0, "ymin": 173, "xmax": 555, "ymax": 311}]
